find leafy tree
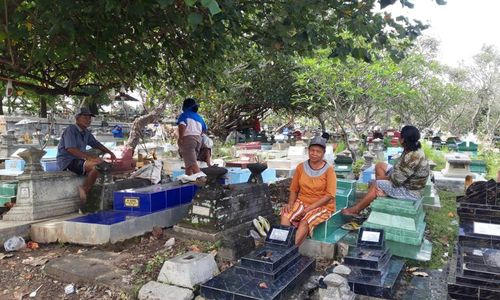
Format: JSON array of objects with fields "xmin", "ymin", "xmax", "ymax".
[
  {"xmin": 0, "ymin": 0, "xmax": 441, "ymax": 100},
  {"xmin": 446, "ymin": 45, "xmax": 500, "ymax": 140}
]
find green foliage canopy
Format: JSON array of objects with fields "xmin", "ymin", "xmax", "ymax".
[{"xmin": 0, "ymin": 0, "xmax": 437, "ymax": 97}]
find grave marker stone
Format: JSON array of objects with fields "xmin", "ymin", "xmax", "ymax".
[
  {"xmin": 342, "ymin": 227, "xmax": 405, "ymax": 298},
  {"xmin": 448, "ymin": 179, "xmax": 500, "ymax": 299},
  {"xmin": 201, "ymin": 225, "xmax": 315, "ymax": 300},
  {"xmin": 362, "ymin": 196, "xmax": 432, "ymax": 261}
]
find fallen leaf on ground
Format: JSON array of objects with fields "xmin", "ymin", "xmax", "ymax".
[
  {"xmin": 164, "ymin": 238, "xmax": 175, "ymax": 248},
  {"xmin": 21, "ymin": 257, "xmax": 48, "ymax": 267},
  {"xmin": 189, "ymin": 245, "xmax": 201, "ymax": 253},
  {"xmin": 152, "ymin": 227, "xmax": 163, "ymax": 239},
  {"xmin": 258, "ymin": 282, "xmax": 268, "ymax": 289},
  {"xmin": 412, "ymin": 271, "xmax": 429, "ymax": 277},
  {"xmin": 210, "ymin": 249, "xmax": 218, "ymax": 257},
  {"xmin": 26, "ymin": 241, "xmax": 39, "ymax": 250},
  {"xmin": 447, "ymin": 212, "xmax": 454, "ymax": 218}
]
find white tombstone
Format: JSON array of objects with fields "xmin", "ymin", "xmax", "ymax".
[{"xmin": 441, "ymin": 153, "xmax": 472, "ymax": 178}]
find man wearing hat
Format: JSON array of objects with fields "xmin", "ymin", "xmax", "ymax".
[{"xmin": 57, "ymin": 107, "xmax": 117, "ymax": 203}]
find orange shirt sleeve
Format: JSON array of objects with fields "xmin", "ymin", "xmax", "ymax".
[
  {"xmin": 290, "ymin": 163, "xmax": 303, "ymax": 193},
  {"xmin": 325, "ymin": 166, "xmax": 337, "ymax": 198}
]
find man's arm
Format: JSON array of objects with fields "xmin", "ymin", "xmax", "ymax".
[
  {"xmin": 66, "ymin": 147, "xmax": 99, "ymax": 161},
  {"xmin": 95, "ymin": 144, "xmax": 117, "ymax": 161},
  {"xmin": 178, "ymin": 124, "xmax": 186, "ymax": 146}
]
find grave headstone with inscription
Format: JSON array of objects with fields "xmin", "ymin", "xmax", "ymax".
[
  {"xmin": 201, "ymin": 225, "xmax": 315, "ymax": 300},
  {"xmin": 362, "ymin": 196, "xmax": 432, "ymax": 261},
  {"xmin": 342, "ymin": 227, "xmax": 405, "ymax": 298},
  {"xmin": 448, "ymin": 179, "xmax": 500, "ymax": 299},
  {"xmin": 174, "ymin": 166, "xmax": 273, "ymax": 259}
]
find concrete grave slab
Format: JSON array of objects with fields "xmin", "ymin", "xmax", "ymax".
[
  {"xmin": 30, "ymin": 213, "xmax": 80, "ymax": 243},
  {"xmin": 299, "ymin": 238, "xmax": 336, "ymax": 259},
  {"xmin": 44, "ymin": 250, "xmax": 129, "ymax": 291},
  {"xmin": 62, "ymin": 203, "xmax": 190, "ymax": 245},
  {"xmin": 138, "ymin": 281, "xmax": 193, "ymax": 300},
  {"xmin": 158, "ymin": 251, "xmax": 219, "ymax": 289}
]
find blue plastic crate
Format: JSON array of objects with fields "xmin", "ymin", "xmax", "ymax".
[
  {"xmin": 226, "ymin": 167, "xmax": 251, "ymax": 184},
  {"xmin": 360, "ymin": 166, "xmax": 375, "ymax": 184},
  {"xmin": 42, "ymin": 148, "xmax": 58, "ymax": 160},
  {"xmin": 172, "ymin": 169, "xmax": 185, "ymax": 180},
  {"xmin": 262, "ymin": 168, "xmax": 277, "ymax": 183},
  {"xmin": 41, "ymin": 160, "xmax": 59, "ymax": 172},
  {"xmin": 5, "ymin": 159, "xmax": 25, "ymax": 171}
]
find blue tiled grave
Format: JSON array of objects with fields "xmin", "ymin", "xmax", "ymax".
[
  {"xmin": 448, "ymin": 179, "xmax": 500, "ymax": 299},
  {"xmin": 201, "ymin": 226, "xmax": 315, "ymax": 300},
  {"xmin": 62, "ymin": 183, "xmax": 197, "ymax": 245},
  {"xmin": 113, "ymin": 183, "xmax": 197, "ymax": 213},
  {"xmin": 342, "ymin": 228, "xmax": 405, "ymax": 299}
]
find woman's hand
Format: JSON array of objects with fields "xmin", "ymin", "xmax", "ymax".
[{"xmin": 281, "ymin": 203, "xmax": 293, "ymax": 215}]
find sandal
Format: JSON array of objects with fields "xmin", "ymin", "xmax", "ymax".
[{"xmin": 341, "ymin": 221, "xmax": 361, "ymax": 231}]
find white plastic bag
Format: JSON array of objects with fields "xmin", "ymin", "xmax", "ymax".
[
  {"xmin": 201, "ymin": 134, "xmax": 213, "ymax": 149},
  {"xmin": 4, "ymin": 236, "xmax": 26, "ymax": 252},
  {"xmin": 130, "ymin": 160, "xmax": 163, "ymax": 184}
]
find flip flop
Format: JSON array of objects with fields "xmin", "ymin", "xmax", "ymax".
[{"xmin": 341, "ymin": 221, "xmax": 361, "ymax": 231}]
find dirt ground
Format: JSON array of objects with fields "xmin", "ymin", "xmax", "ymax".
[{"xmin": 0, "ymin": 228, "xmax": 334, "ymax": 300}]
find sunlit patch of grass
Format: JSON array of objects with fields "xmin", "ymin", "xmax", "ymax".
[{"xmin": 406, "ymin": 191, "xmax": 458, "ymax": 269}]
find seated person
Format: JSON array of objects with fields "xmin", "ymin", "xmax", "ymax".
[
  {"xmin": 57, "ymin": 107, "xmax": 117, "ymax": 203},
  {"xmin": 342, "ymin": 125, "xmax": 429, "ymax": 216},
  {"xmin": 281, "ymin": 136, "xmax": 337, "ymax": 245}
]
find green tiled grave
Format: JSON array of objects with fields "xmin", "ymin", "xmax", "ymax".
[
  {"xmin": 312, "ymin": 179, "xmax": 356, "ymax": 243},
  {"xmin": 0, "ymin": 182, "xmax": 17, "ymax": 196},
  {"xmin": 386, "ymin": 238, "xmax": 432, "ymax": 261},
  {"xmin": 457, "ymin": 141, "xmax": 478, "ymax": 157},
  {"xmin": 470, "ymin": 159, "xmax": 486, "ymax": 174},
  {"xmin": 0, "ymin": 181, "xmax": 17, "ymax": 207},
  {"xmin": 422, "ymin": 178, "xmax": 441, "ymax": 210},
  {"xmin": 362, "ymin": 196, "xmax": 432, "ymax": 261},
  {"xmin": 334, "ymin": 157, "xmax": 354, "ymax": 179}
]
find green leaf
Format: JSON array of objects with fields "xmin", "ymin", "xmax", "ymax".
[
  {"xmin": 185, "ymin": 0, "xmax": 197, "ymax": 6},
  {"xmin": 0, "ymin": 31, "xmax": 6, "ymax": 42},
  {"xmin": 187, "ymin": 13, "xmax": 203, "ymax": 26},
  {"xmin": 157, "ymin": 0, "xmax": 174, "ymax": 9},
  {"xmin": 201, "ymin": 0, "xmax": 222, "ymax": 15}
]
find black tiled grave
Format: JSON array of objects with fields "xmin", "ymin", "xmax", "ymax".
[
  {"xmin": 240, "ymin": 245, "xmax": 299, "ymax": 273},
  {"xmin": 201, "ymin": 226, "xmax": 315, "ymax": 300},
  {"xmin": 348, "ymin": 259, "xmax": 405, "ymax": 299},
  {"xmin": 341, "ymin": 228, "xmax": 404, "ymax": 299},
  {"xmin": 448, "ymin": 180, "xmax": 500, "ymax": 299}
]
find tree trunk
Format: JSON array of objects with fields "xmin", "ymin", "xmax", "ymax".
[
  {"xmin": 126, "ymin": 93, "xmax": 173, "ymax": 150},
  {"xmin": 317, "ymin": 113, "xmax": 326, "ymax": 132},
  {"xmin": 39, "ymin": 96, "xmax": 47, "ymax": 118},
  {"xmin": 0, "ymin": 97, "xmax": 4, "ymax": 115}
]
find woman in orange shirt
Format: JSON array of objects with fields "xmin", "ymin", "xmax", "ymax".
[{"xmin": 281, "ymin": 136, "xmax": 337, "ymax": 245}]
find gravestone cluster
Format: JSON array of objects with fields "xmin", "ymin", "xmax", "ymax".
[
  {"xmin": 447, "ymin": 179, "xmax": 500, "ymax": 299},
  {"xmin": 362, "ymin": 196, "xmax": 432, "ymax": 261},
  {"xmin": 177, "ymin": 165, "xmax": 273, "ymax": 239},
  {"xmin": 201, "ymin": 225, "xmax": 315, "ymax": 299}
]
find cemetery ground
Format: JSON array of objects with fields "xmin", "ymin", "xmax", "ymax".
[{"xmin": 0, "ymin": 191, "xmax": 461, "ymax": 299}]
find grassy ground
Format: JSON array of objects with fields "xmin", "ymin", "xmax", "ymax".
[{"xmin": 407, "ymin": 191, "xmax": 459, "ymax": 269}]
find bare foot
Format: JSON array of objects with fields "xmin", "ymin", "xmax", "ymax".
[
  {"xmin": 78, "ymin": 186, "xmax": 87, "ymax": 203},
  {"xmin": 341, "ymin": 206, "xmax": 360, "ymax": 216}
]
